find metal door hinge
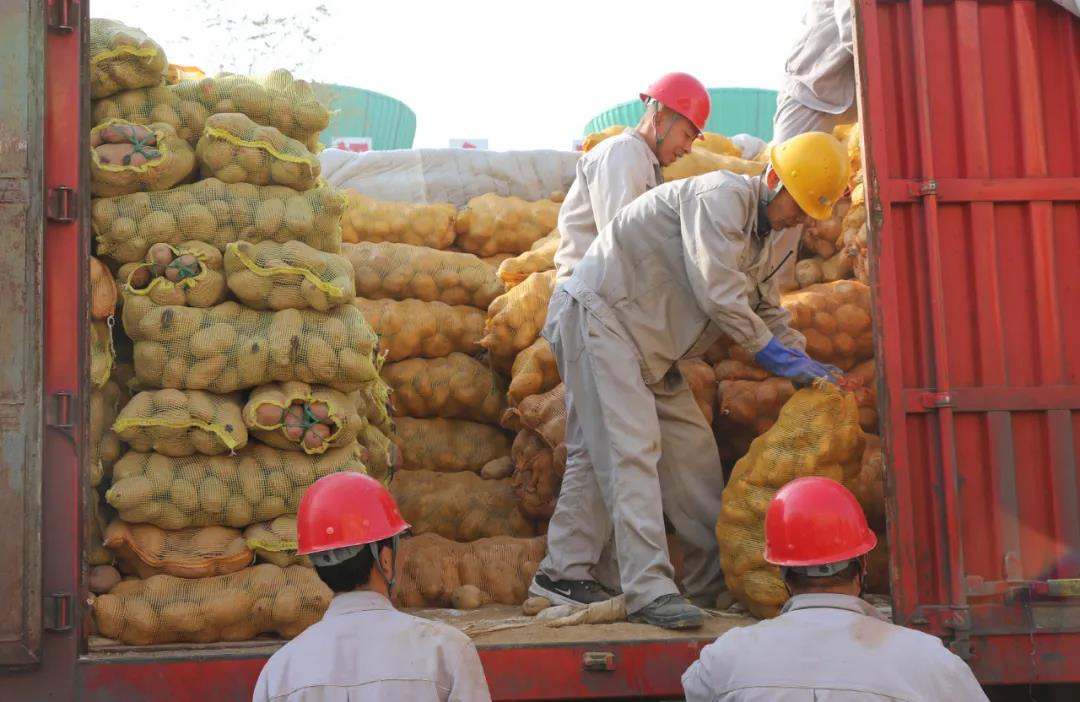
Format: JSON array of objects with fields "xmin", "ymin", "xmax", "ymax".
[
  {"xmin": 910, "ymin": 606, "xmax": 973, "ymax": 660},
  {"xmin": 582, "ymin": 651, "xmax": 616, "ymax": 672},
  {"xmin": 920, "ymin": 391, "xmax": 953, "ymax": 409},
  {"xmin": 47, "ymin": 0, "xmax": 79, "ymax": 33},
  {"xmin": 44, "ymin": 592, "xmax": 72, "ymax": 631},
  {"xmin": 47, "ymin": 186, "xmax": 77, "ymax": 222},
  {"xmin": 907, "ymin": 179, "xmax": 938, "ymax": 198},
  {"xmin": 46, "ymin": 391, "xmax": 73, "ymax": 429}
]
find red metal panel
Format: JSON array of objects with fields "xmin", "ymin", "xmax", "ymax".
[{"xmin": 858, "ymin": 0, "xmax": 1080, "ymax": 684}]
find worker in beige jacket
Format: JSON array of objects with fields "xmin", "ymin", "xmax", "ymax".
[
  {"xmin": 536, "ymin": 132, "xmax": 849, "ymax": 628},
  {"xmin": 532, "ymin": 73, "xmax": 711, "ymax": 607}
]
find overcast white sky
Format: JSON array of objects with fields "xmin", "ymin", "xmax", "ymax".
[{"xmin": 91, "ymin": 0, "xmax": 811, "ymax": 150}]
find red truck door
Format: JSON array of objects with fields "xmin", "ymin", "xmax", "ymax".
[{"xmin": 859, "ymin": 0, "xmax": 1080, "ymax": 684}]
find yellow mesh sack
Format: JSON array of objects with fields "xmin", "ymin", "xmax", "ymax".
[
  {"xmin": 394, "ymin": 533, "xmax": 546, "ymax": 608},
  {"xmin": 390, "ymin": 470, "xmax": 537, "ymax": 541},
  {"xmin": 224, "ymin": 241, "xmax": 354, "ymax": 312},
  {"xmin": 118, "ymin": 241, "xmax": 227, "ymax": 308},
  {"xmin": 349, "ymin": 380, "xmax": 394, "ymax": 438},
  {"xmin": 843, "ymin": 183, "xmax": 869, "ymax": 284},
  {"xmin": 497, "ymin": 229, "xmax": 558, "ymax": 290},
  {"xmin": 343, "ymin": 241, "xmax": 504, "ymax": 309},
  {"xmin": 679, "ymin": 359, "xmax": 717, "ymax": 426},
  {"xmin": 197, "ymin": 113, "xmax": 320, "ymax": 190},
  {"xmin": 480, "ymin": 269, "xmax": 556, "ymax": 369},
  {"xmin": 114, "ymin": 389, "xmax": 247, "ymax": 456},
  {"xmin": 849, "ymin": 434, "xmax": 886, "ymax": 531},
  {"xmin": 89, "ymin": 19, "xmax": 168, "ymax": 99},
  {"xmin": 393, "ymin": 417, "xmax": 511, "ymax": 473},
  {"xmin": 91, "ymin": 319, "xmax": 114, "ymax": 387},
  {"xmin": 357, "ymin": 422, "xmax": 395, "ymax": 484},
  {"xmin": 92, "ymin": 178, "xmax": 345, "ymax": 264},
  {"xmin": 91, "ymin": 120, "xmax": 197, "ymax": 198},
  {"xmin": 243, "ymin": 516, "xmax": 311, "ymax": 568},
  {"xmin": 802, "ymin": 198, "xmax": 850, "ymax": 260},
  {"xmin": 92, "ymin": 564, "xmax": 331, "ymax": 645},
  {"xmin": 352, "ymin": 297, "xmax": 485, "ymax": 363},
  {"xmin": 164, "ymin": 64, "xmax": 205, "ymax": 85},
  {"xmin": 698, "ymin": 133, "xmax": 743, "ymax": 157},
  {"xmin": 90, "ymin": 380, "xmax": 125, "ymax": 488},
  {"xmin": 511, "ymin": 428, "xmax": 565, "ymax": 520},
  {"xmin": 242, "ymin": 381, "xmax": 363, "ymax": 455},
  {"xmin": 91, "ymin": 255, "xmax": 119, "ymax": 321},
  {"xmin": 663, "ymin": 150, "xmax": 764, "ymax": 181},
  {"xmin": 122, "ymin": 297, "xmax": 379, "ymax": 393},
  {"xmin": 480, "ymin": 253, "xmax": 514, "ymax": 269},
  {"xmin": 91, "ymin": 70, "xmax": 330, "ymax": 150},
  {"xmin": 453, "ymin": 193, "xmax": 562, "ymax": 257},
  {"xmin": 341, "ymin": 191, "xmax": 457, "ymax": 249},
  {"xmin": 87, "ymin": 495, "xmax": 113, "ymax": 567},
  {"xmin": 716, "ymin": 386, "xmax": 865, "ymax": 618},
  {"xmin": 381, "ymin": 352, "xmax": 507, "ymax": 425},
  {"xmin": 103, "ymin": 520, "xmax": 252, "ymax": 579},
  {"xmin": 507, "ymin": 337, "xmax": 560, "ymax": 409},
  {"xmin": 106, "ymin": 443, "xmax": 367, "ymax": 530}
]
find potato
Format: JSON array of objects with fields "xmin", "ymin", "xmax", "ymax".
[
  {"xmin": 454, "ymin": 194, "xmax": 560, "ymax": 257},
  {"xmin": 479, "ymin": 270, "xmax": 555, "ymax": 369}
]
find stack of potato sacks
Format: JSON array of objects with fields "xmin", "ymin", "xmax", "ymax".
[{"xmin": 86, "ymin": 18, "xmax": 400, "ymax": 645}]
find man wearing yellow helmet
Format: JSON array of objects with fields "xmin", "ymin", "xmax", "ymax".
[{"xmin": 535, "ymin": 132, "xmax": 848, "ymax": 629}]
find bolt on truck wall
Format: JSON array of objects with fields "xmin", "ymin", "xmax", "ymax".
[{"xmin": 1, "ymin": 0, "xmax": 1079, "ymax": 699}]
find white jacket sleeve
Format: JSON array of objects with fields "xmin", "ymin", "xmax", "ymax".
[
  {"xmin": 681, "ymin": 657, "xmax": 717, "ymax": 702},
  {"xmin": 250, "ymin": 666, "xmax": 270, "ymax": 702},
  {"xmin": 680, "ymin": 192, "xmax": 775, "ymax": 354},
  {"xmin": 447, "ymin": 638, "xmax": 493, "ymax": 702},
  {"xmin": 835, "ymin": 0, "xmax": 853, "ymax": 55},
  {"xmin": 588, "ymin": 142, "xmax": 655, "ymax": 234}
]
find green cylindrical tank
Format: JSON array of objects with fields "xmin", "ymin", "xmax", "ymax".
[
  {"xmin": 313, "ymin": 83, "xmax": 416, "ymax": 151},
  {"xmin": 583, "ymin": 87, "xmax": 778, "ymax": 141}
]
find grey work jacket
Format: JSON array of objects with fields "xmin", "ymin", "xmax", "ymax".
[{"xmin": 782, "ymin": 0, "xmax": 856, "ymax": 115}]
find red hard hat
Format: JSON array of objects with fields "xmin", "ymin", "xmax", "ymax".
[
  {"xmin": 297, "ymin": 472, "xmax": 410, "ymax": 556},
  {"xmin": 764, "ymin": 477, "xmax": 877, "ymax": 567},
  {"xmin": 641, "ymin": 72, "xmax": 711, "ymax": 133}
]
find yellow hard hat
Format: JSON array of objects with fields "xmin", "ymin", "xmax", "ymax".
[{"xmin": 770, "ymin": 132, "xmax": 850, "ymax": 221}]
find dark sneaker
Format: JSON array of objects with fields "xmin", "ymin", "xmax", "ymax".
[
  {"xmin": 628, "ymin": 594, "xmax": 704, "ymax": 629},
  {"xmin": 529, "ymin": 573, "xmax": 612, "ymax": 606}
]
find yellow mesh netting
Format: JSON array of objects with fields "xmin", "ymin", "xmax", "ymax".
[
  {"xmin": 89, "ymin": 19, "xmax": 168, "ymax": 99},
  {"xmin": 90, "ymin": 380, "xmax": 125, "ymax": 488},
  {"xmin": 357, "ymin": 422, "xmax": 395, "ymax": 484},
  {"xmin": 114, "ymin": 389, "xmax": 247, "ymax": 456},
  {"xmin": 118, "ymin": 241, "xmax": 228, "ymax": 308},
  {"xmin": 87, "ymin": 495, "xmax": 113, "ymax": 567},
  {"xmin": 341, "ymin": 192, "xmax": 457, "ymax": 249},
  {"xmin": 349, "ymin": 379, "xmax": 394, "ymax": 438},
  {"xmin": 91, "ymin": 120, "xmax": 197, "ymax": 198},
  {"xmin": 393, "ymin": 417, "xmax": 511, "ymax": 473},
  {"xmin": 103, "ymin": 520, "xmax": 253, "ymax": 579},
  {"xmin": 352, "ymin": 297, "xmax": 486, "ymax": 362},
  {"xmin": 91, "ymin": 319, "xmax": 114, "ymax": 388},
  {"xmin": 381, "ymin": 352, "xmax": 507, "ymax": 425},
  {"xmin": 242, "ymin": 381, "xmax": 363, "ymax": 455},
  {"xmin": 497, "ymin": 228, "xmax": 558, "ymax": 290},
  {"xmin": 453, "ymin": 193, "xmax": 562, "ymax": 257},
  {"xmin": 390, "ymin": 470, "xmax": 537, "ymax": 541},
  {"xmin": 507, "ymin": 337, "xmax": 560, "ymax": 409},
  {"xmin": 196, "ymin": 112, "xmax": 321, "ymax": 191},
  {"xmin": 480, "ymin": 269, "xmax": 555, "ymax": 370},
  {"xmin": 224, "ymin": 241, "xmax": 354, "ymax": 312},
  {"xmin": 243, "ymin": 516, "xmax": 311, "ymax": 568},
  {"xmin": 663, "ymin": 150, "xmax": 764, "ymax": 181}
]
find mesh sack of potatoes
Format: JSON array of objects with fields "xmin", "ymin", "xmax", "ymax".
[
  {"xmin": 92, "ymin": 178, "xmax": 345, "ymax": 264},
  {"xmin": 698, "ymin": 132, "xmax": 744, "ymax": 157},
  {"xmin": 89, "ymin": 18, "xmax": 168, "ymax": 99},
  {"xmin": 663, "ymin": 150, "xmax": 764, "ymax": 181},
  {"xmin": 581, "ymin": 125, "xmax": 625, "ymax": 151},
  {"xmin": 244, "ymin": 516, "xmax": 311, "ymax": 568},
  {"xmin": 357, "ymin": 423, "xmax": 396, "ymax": 484},
  {"xmin": 118, "ymin": 241, "xmax": 228, "ymax": 308},
  {"xmin": 92, "ymin": 563, "xmax": 332, "ymax": 645},
  {"xmin": 164, "ymin": 64, "xmax": 205, "ymax": 85},
  {"xmin": 122, "ymin": 297, "xmax": 379, "ymax": 393},
  {"xmin": 497, "ymin": 228, "xmax": 558, "ymax": 290},
  {"xmin": 394, "ymin": 533, "xmax": 546, "ymax": 609},
  {"xmin": 849, "ymin": 434, "xmax": 886, "ymax": 531},
  {"xmin": 480, "ymin": 269, "xmax": 556, "ymax": 370},
  {"xmin": 393, "ymin": 417, "xmax": 511, "ymax": 473},
  {"xmin": 91, "ymin": 256, "xmax": 119, "ymax": 320},
  {"xmin": 503, "ymin": 383, "xmax": 565, "ymax": 445},
  {"xmin": 716, "ymin": 386, "xmax": 865, "ymax": 618},
  {"xmin": 343, "ymin": 242, "xmax": 504, "ymax": 309},
  {"xmin": 843, "ymin": 182, "xmax": 870, "ymax": 284},
  {"xmin": 90, "ymin": 380, "xmax": 125, "ymax": 488},
  {"xmin": 90, "ymin": 120, "xmax": 197, "ymax": 198},
  {"xmin": 352, "ymin": 297, "xmax": 486, "ymax": 363},
  {"xmin": 196, "ymin": 112, "xmax": 321, "ymax": 190},
  {"xmin": 480, "ymin": 253, "xmax": 515, "ymax": 269},
  {"xmin": 349, "ymin": 379, "xmax": 394, "ymax": 438},
  {"xmin": 679, "ymin": 359, "xmax": 717, "ymax": 425},
  {"xmin": 91, "ymin": 69, "xmax": 330, "ymax": 149},
  {"xmin": 87, "ymin": 495, "xmax": 113, "ymax": 567},
  {"xmin": 390, "ymin": 470, "xmax": 537, "ymax": 541},
  {"xmin": 511, "ymin": 428, "xmax": 566, "ymax": 521},
  {"xmin": 224, "ymin": 241, "xmax": 354, "ymax": 312},
  {"xmin": 453, "ymin": 193, "xmax": 562, "ymax": 257},
  {"xmin": 91, "ymin": 319, "xmax": 114, "ymax": 387},
  {"xmin": 341, "ymin": 191, "xmax": 457, "ymax": 249},
  {"xmin": 507, "ymin": 337, "xmax": 560, "ymax": 408},
  {"xmin": 801, "ymin": 198, "xmax": 851, "ymax": 260},
  {"xmin": 242, "ymin": 381, "xmax": 363, "ymax": 455},
  {"xmin": 105, "ymin": 443, "xmax": 366, "ymax": 530},
  {"xmin": 103, "ymin": 520, "xmax": 252, "ymax": 579},
  {"xmin": 114, "ymin": 389, "xmax": 247, "ymax": 456},
  {"xmin": 794, "ymin": 247, "xmax": 856, "ymax": 289},
  {"xmin": 381, "ymin": 352, "xmax": 507, "ymax": 425}
]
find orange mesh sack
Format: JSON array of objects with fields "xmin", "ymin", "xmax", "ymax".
[
  {"xmin": 91, "ymin": 256, "xmax": 119, "ymax": 320},
  {"xmin": 164, "ymin": 64, "xmax": 205, "ymax": 85},
  {"xmin": 344, "ymin": 242, "xmax": 504, "ymax": 309},
  {"xmin": 118, "ymin": 241, "xmax": 228, "ymax": 308},
  {"xmin": 698, "ymin": 132, "xmax": 744, "ymax": 157},
  {"xmin": 480, "ymin": 269, "xmax": 556, "ymax": 369},
  {"xmin": 390, "ymin": 470, "xmax": 537, "ymax": 541},
  {"xmin": 497, "ymin": 228, "xmax": 559, "ymax": 290},
  {"xmin": 679, "ymin": 359, "xmax": 717, "ymax": 425},
  {"xmin": 106, "ymin": 443, "xmax": 366, "ymax": 530},
  {"xmin": 87, "ymin": 495, "xmax": 114, "ymax": 567},
  {"xmin": 382, "ymin": 352, "xmax": 507, "ymax": 425},
  {"xmin": 91, "ymin": 319, "xmax": 114, "ymax": 388},
  {"xmin": 104, "ymin": 520, "xmax": 252, "ymax": 579},
  {"xmin": 394, "ymin": 418, "xmax": 511, "ymax": 473},
  {"xmin": 224, "ymin": 241, "xmax": 354, "ymax": 312},
  {"xmin": 244, "ymin": 516, "xmax": 311, "ymax": 568},
  {"xmin": 503, "ymin": 383, "xmax": 566, "ymax": 446},
  {"xmin": 394, "ymin": 534, "xmax": 546, "ymax": 608},
  {"xmin": 243, "ymin": 381, "xmax": 363, "ymax": 455},
  {"xmin": 90, "ymin": 380, "xmax": 125, "ymax": 488},
  {"xmin": 507, "ymin": 337, "xmax": 560, "ymax": 408},
  {"xmin": 716, "ymin": 386, "xmax": 866, "ymax": 618},
  {"xmin": 114, "ymin": 389, "xmax": 247, "ymax": 456},
  {"xmin": 197, "ymin": 112, "xmax": 321, "ymax": 190},
  {"xmin": 511, "ymin": 429, "xmax": 566, "ymax": 521},
  {"xmin": 92, "ymin": 179, "xmax": 345, "ymax": 264},
  {"xmin": 122, "ymin": 297, "xmax": 379, "ymax": 393},
  {"xmin": 91, "ymin": 120, "xmax": 197, "ymax": 198},
  {"xmin": 341, "ymin": 191, "xmax": 457, "ymax": 249},
  {"xmin": 663, "ymin": 150, "xmax": 764, "ymax": 181},
  {"xmin": 716, "ymin": 376, "xmax": 797, "ymax": 438},
  {"xmin": 848, "ymin": 434, "xmax": 885, "ymax": 531},
  {"xmin": 352, "ymin": 297, "xmax": 485, "ymax": 362},
  {"xmin": 91, "ymin": 70, "xmax": 330, "ymax": 150},
  {"xmin": 454, "ymin": 193, "xmax": 562, "ymax": 257},
  {"xmin": 801, "ymin": 199, "xmax": 850, "ymax": 260},
  {"xmin": 89, "ymin": 19, "xmax": 168, "ymax": 99},
  {"xmin": 92, "ymin": 564, "xmax": 331, "ymax": 645},
  {"xmin": 357, "ymin": 423, "xmax": 396, "ymax": 484}
]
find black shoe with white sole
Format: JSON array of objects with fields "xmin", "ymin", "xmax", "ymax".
[{"xmin": 529, "ymin": 573, "xmax": 612, "ymax": 606}]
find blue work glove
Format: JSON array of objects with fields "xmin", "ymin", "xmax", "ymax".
[{"xmin": 754, "ymin": 337, "xmax": 842, "ymax": 386}]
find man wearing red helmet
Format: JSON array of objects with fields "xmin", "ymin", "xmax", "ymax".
[
  {"xmin": 253, "ymin": 473, "xmax": 491, "ymax": 702},
  {"xmin": 682, "ymin": 478, "xmax": 988, "ymax": 701}
]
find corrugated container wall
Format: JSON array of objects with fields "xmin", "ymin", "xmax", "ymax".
[
  {"xmin": 313, "ymin": 83, "xmax": 416, "ymax": 150},
  {"xmin": 583, "ymin": 87, "xmax": 778, "ymax": 140}
]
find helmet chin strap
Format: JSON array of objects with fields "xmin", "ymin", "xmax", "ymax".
[
  {"xmin": 650, "ymin": 99, "xmax": 680, "ymax": 150},
  {"xmin": 370, "ymin": 533, "xmax": 401, "ymax": 598}
]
